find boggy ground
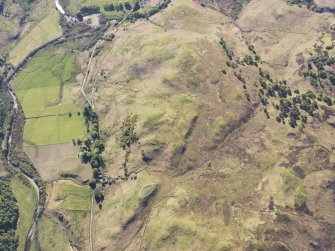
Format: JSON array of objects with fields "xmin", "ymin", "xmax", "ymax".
[{"xmin": 82, "ymin": 0, "xmax": 335, "ymax": 250}]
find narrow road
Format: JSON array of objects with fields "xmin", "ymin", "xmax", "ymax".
[
  {"xmin": 81, "ymin": 43, "xmax": 97, "ymax": 108},
  {"xmin": 81, "ymin": 9, "xmax": 134, "ymax": 109},
  {"xmin": 4, "ymin": 76, "xmax": 41, "ymax": 251},
  {"xmin": 55, "ymin": 0, "xmax": 65, "ymax": 15},
  {"xmin": 90, "ymin": 196, "xmax": 94, "ymax": 251},
  {"xmin": 83, "ymin": 10, "xmax": 135, "ymax": 250},
  {"xmin": 53, "ymin": 3, "xmax": 137, "ymax": 250},
  {"xmin": 2, "ymin": 3, "xmax": 90, "ymax": 249}
]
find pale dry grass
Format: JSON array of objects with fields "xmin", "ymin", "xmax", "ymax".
[
  {"xmin": 24, "ymin": 143, "xmax": 91, "ymax": 182},
  {"xmin": 315, "ymin": 0, "xmax": 335, "ymax": 8}
]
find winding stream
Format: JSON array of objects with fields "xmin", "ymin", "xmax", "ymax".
[
  {"xmin": 4, "ymin": 76, "xmax": 41, "ymax": 251},
  {"xmin": 2, "ymin": 2, "xmax": 72, "ymax": 249},
  {"xmin": 3, "ymin": 1, "xmax": 131, "ymax": 249}
]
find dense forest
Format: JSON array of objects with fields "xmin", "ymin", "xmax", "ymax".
[
  {"xmin": 0, "ymin": 76, "xmax": 18, "ymax": 250},
  {"xmin": 0, "ymin": 177, "xmax": 19, "ymax": 250},
  {"xmin": 0, "ymin": 78, "xmax": 12, "ymax": 148}
]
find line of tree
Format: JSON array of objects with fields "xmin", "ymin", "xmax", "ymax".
[
  {"xmin": 104, "ymin": 1, "xmax": 134, "ymax": 12},
  {"xmin": 0, "ymin": 77, "xmax": 12, "ymax": 155},
  {"xmin": 127, "ymin": 0, "xmax": 170, "ymax": 21},
  {"xmin": 78, "ymin": 105, "xmax": 106, "ymax": 190},
  {"xmin": 287, "ymin": 0, "xmax": 335, "ymax": 14},
  {"xmin": 77, "ymin": 5, "xmax": 101, "ymax": 21},
  {"xmin": 219, "ymin": 37, "xmax": 234, "ymax": 60},
  {"xmin": 219, "ymin": 37, "xmax": 335, "ymax": 128}
]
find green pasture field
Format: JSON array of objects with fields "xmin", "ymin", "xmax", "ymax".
[
  {"xmin": 14, "ymin": 49, "xmax": 85, "ymax": 146},
  {"xmin": 10, "ymin": 174, "xmax": 37, "ymax": 251},
  {"xmin": 37, "ymin": 215, "xmax": 71, "ymax": 251},
  {"xmin": 16, "ymin": 84, "xmax": 81, "ymax": 118},
  {"xmin": 8, "ymin": 11, "xmax": 62, "ymax": 67},
  {"xmin": 57, "ymin": 184, "xmax": 91, "ymax": 211},
  {"xmin": 14, "ymin": 52, "xmax": 76, "ymax": 91},
  {"xmin": 24, "ymin": 114, "xmax": 86, "ymax": 145}
]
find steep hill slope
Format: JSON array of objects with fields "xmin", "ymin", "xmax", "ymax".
[
  {"xmin": 1, "ymin": 0, "xmax": 335, "ymax": 250},
  {"xmin": 82, "ymin": 0, "xmax": 335, "ymax": 250}
]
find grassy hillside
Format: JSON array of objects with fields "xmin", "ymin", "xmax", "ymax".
[
  {"xmin": 82, "ymin": 0, "xmax": 335, "ymax": 249},
  {"xmin": 195, "ymin": 0, "xmax": 251, "ymax": 19},
  {"xmin": 57, "ymin": 184, "xmax": 91, "ymax": 211},
  {"xmin": 8, "ymin": 1, "xmax": 62, "ymax": 67},
  {"xmin": 3, "ymin": 0, "xmax": 335, "ymax": 250},
  {"xmin": 45, "ymin": 180, "xmax": 91, "ymax": 249},
  {"xmin": 36, "ymin": 215, "xmax": 71, "ymax": 251},
  {"xmin": 10, "ymin": 174, "xmax": 37, "ymax": 251}
]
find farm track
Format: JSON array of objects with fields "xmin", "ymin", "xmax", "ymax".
[
  {"xmin": 90, "ymin": 196, "xmax": 94, "ymax": 251},
  {"xmin": 5, "ymin": 78, "xmax": 42, "ymax": 251},
  {"xmin": 25, "ymin": 113, "xmax": 68, "ymax": 120},
  {"xmin": 2, "ymin": 4, "xmax": 133, "ymax": 250},
  {"xmin": 4, "ymin": 1, "xmax": 166, "ymax": 249},
  {"xmin": 2, "ymin": 6, "xmax": 109, "ymax": 251},
  {"xmin": 82, "ymin": 10, "xmax": 136, "ymax": 251},
  {"xmin": 81, "ymin": 9, "xmax": 134, "ymax": 109}
]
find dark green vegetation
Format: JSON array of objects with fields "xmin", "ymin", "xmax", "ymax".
[
  {"xmin": 0, "ymin": 176, "xmax": 19, "ymax": 251},
  {"xmin": 9, "ymin": 103, "xmax": 46, "ymax": 205},
  {"xmin": 79, "ymin": 108, "xmax": 139, "ymax": 191},
  {"xmin": 127, "ymin": 0, "xmax": 171, "ymax": 21},
  {"xmin": 0, "ymin": 79, "xmax": 11, "ymax": 152},
  {"xmin": 116, "ymin": 113, "xmax": 139, "ymax": 179},
  {"xmin": 219, "ymin": 37, "xmax": 234, "ymax": 60},
  {"xmin": 256, "ymin": 69, "xmax": 334, "ymax": 128},
  {"xmin": 288, "ymin": 0, "xmax": 335, "ymax": 13},
  {"xmin": 73, "ymin": 0, "xmax": 171, "ymax": 24},
  {"xmin": 76, "ymin": 5, "xmax": 100, "ymax": 20},
  {"xmin": 303, "ymin": 53, "xmax": 335, "ymax": 88},
  {"xmin": 116, "ymin": 113, "xmax": 138, "ymax": 150},
  {"xmin": 76, "ymin": 0, "xmax": 139, "ymax": 21},
  {"xmin": 195, "ymin": 0, "xmax": 251, "ymax": 19},
  {"xmin": 103, "ymin": 1, "xmax": 139, "ymax": 12},
  {"xmin": 79, "ymin": 106, "xmax": 105, "ymax": 189},
  {"xmin": 0, "ymin": 83, "xmax": 17, "ymax": 251},
  {"xmin": 288, "ymin": 0, "xmax": 313, "ymax": 5},
  {"xmin": 220, "ymin": 37, "xmax": 335, "ymax": 128},
  {"xmin": 13, "ymin": 0, "xmax": 35, "ymax": 9},
  {"xmin": 77, "ymin": 110, "xmax": 142, "ymax": 207}
]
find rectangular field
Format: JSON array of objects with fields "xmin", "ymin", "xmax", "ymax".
[
  {"xmin": 24, "ymin": 143, "xmax": 92, "ymax": 181},
  {"xmin": 14, "ymin": 48, "xmax": 86, "ymax": 146},
  {"xmin": 24, "ymin": 114, "xmax": 86, "ymax": 145},
  {"xmin": 14, "ymin": 52, "xmax": 76, "ymax": 91},
  {"xmin": 8, "ymin": 11, "xmax": 62, "ymax": 67},
  {"xmin": 16, "ymin": 84, "xmax": 81, "ymax": 118},
  {"xmin": 57, "ymin": 184, "xmax": 91, "ymax": 211},
  {"xmin": 37, "ymin": 215, "xmax": 71, "ymax": 251}
]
